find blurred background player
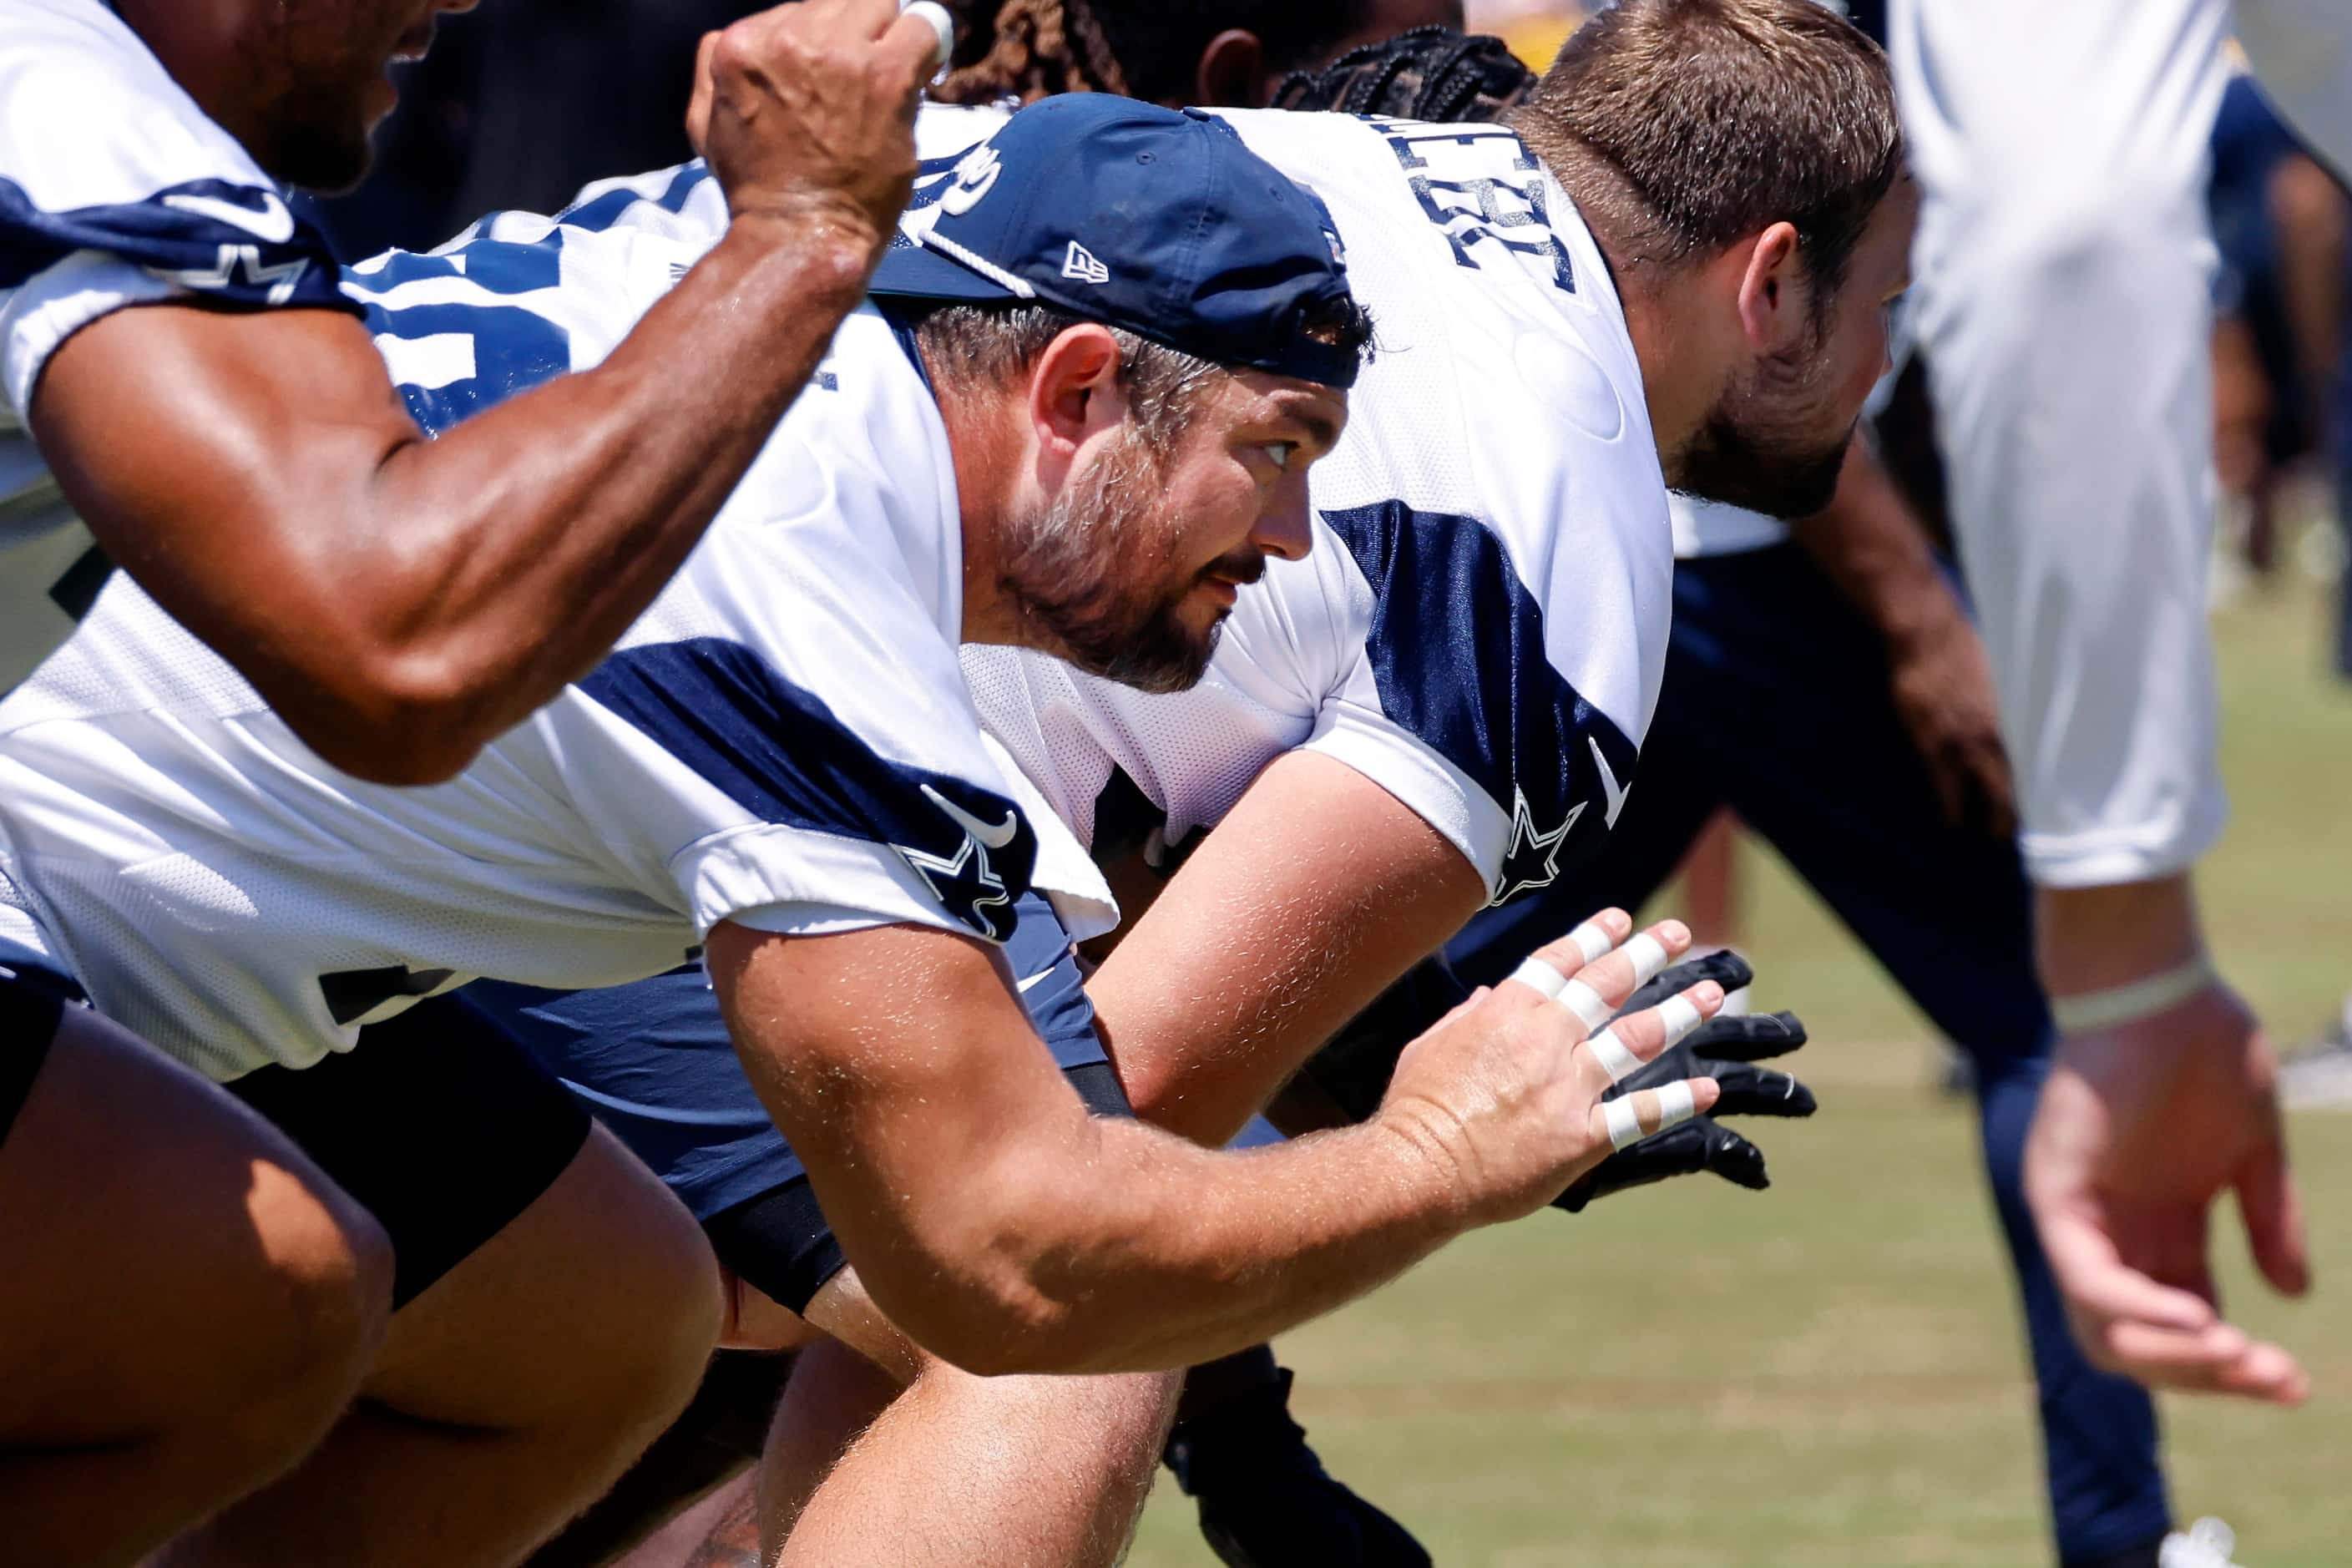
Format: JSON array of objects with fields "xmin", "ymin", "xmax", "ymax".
[
  {"xmin": 1887, "ymin": 0, "xmax": 2352, "ymax": 1412},
  {"xmin": 0, "ymin": 1, "xmax": 940, "ymax": 1563}
]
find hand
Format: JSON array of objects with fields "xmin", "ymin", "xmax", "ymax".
[
  {"xmin": 2026, "ymin": 979, "xmax": 2311, "ymax": 1402},
  {"xmin": 1553, "ymin": 951, "xmax": 1816, "ymax": 1212},
  {"xmin": 686, "ymin": 0, "xmax": 943, "ymax": 243},
  {"xmin": 1373, "ymin": 913, "xmax": 1727, "ymax": 1224},
  {"xmin": 1887, "ymin": 609, "xmax": 2016, "ymax": 837}
]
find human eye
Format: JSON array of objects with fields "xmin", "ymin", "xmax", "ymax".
[{"xmin": 1259, "ymin": 441, "xmax": 1299, "ymax": 472}]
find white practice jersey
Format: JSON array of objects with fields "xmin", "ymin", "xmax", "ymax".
[
  {"xmin": 0, "ymin": 175, "xmax": 1109, "ymax": 1079},
  {"xmin": 0, "ymin": 0, "xmax": 354, "ymax": 693},
  {"xmin": 938, "ymin": 108, "xmax": 1672, "ymax": 904}
]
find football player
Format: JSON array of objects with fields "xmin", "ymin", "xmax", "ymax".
[{"xmin": 0, "ymin": 1, "xmax": 939, "ymax": 1561}]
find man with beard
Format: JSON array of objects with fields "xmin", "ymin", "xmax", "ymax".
[
  {"xmin": 417, "ymin": 5, "xmax": 1906, "ymax": 1564},
  {"xmin": 0, "ymin": 0, "xmax": 944, "ymax": 1561},
  {"xmin": 0, "ymin": 94, "xmax": 1732, "ymax": 1565}
]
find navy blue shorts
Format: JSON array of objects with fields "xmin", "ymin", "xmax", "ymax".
[
  {"xmin": 467, "ymin": 892, "xmax": 1128, "ymax": 1313},
  {"xmin": 0, "ymin": 933, "xmax": 84, "ymax": 1155},
  {"xmin": 227, "ymin": 991, "xmax": 594, "ymax": 1310}
]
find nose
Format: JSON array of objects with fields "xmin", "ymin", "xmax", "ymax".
[{"xmin": 1252, "ymin": 474, "xmax": 1314, "ymax": 564}]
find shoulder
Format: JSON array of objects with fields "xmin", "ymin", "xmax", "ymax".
[{"xmin": 0, "ymin": 1, "xmax": 278, "ymax": 210}]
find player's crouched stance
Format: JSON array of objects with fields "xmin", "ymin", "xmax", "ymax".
[{"xmin": 0, "ymin": 953, "xmax": 392, "ymax": 1566}]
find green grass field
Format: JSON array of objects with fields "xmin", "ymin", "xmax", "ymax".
[{"xmin": 1124, "ymin": 567, "xmax": 2352, "ymax": 1566}]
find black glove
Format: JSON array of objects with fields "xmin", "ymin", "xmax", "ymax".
[{"xmin": 1550, "ymin": 950, "xmax": 1817, "ymax": 1213}]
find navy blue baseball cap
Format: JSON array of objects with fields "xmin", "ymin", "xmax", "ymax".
[{"xmin": 871, "ymin": 97, "xmax": 1365, "ymax": 390}]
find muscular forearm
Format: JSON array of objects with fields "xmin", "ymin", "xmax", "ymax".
[
  {"xmin": 878, "ymin": 1108, "xmax": 1470, "ymax": 1376},
  {"xmin": 1090, "ymin": 753, "xmax": 1487, "ymax": 1146},
  {"xmin": 321, "ymin": 216, "xmax": 878, "ymax": 777}
]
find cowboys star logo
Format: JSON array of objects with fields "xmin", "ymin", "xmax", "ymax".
[
  {"xmin": 1488, "ymin": 784, "xmax": 1584, "ymax": 908},
  {"xmin": 894, "ymin": 785, "xmax": 1020, "ymax": 941}
]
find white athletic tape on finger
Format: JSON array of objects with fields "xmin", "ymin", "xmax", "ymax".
[
  {"xmin": 1621, "ymin": 931, "xmax": 1671, "ymax": 990},
  {"xmin": 1605, "ymin": 1080, "xmax": 1699, "ymax": 1151},
  {"xmin": 901, "ymin": 0, "xmax": 955, "ymax": 68},
  {"xmin": 1585, "ymin": 1027, "xmax": 1641, "ymax": 1084},
  {"xmin": 1508, "ymin": 957, "xmax": 1568, "ymax": 1000},
  {"xmin": 1556, "ymin": 978, "xmax": 1613, "ymax": 1032},
  {"xmin": 1656, "ymin": 994, "xmax": 1703, "ymax": 1045},
  {"xmin": 1567, "ymin": 921, "xmax": 1613, "ymax": 965},
  {"xmin": 1589, "ymin": 994, "xmax": 1706, "ymax": 1085}
]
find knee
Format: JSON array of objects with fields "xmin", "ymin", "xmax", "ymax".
[
  {"xmin": 568, "ymin": 1153, "xmax": 725, "ymax": 1434},
  {"xmin": 212, "ymin": 1160, "xmax": 395, "ymax": 1461}
]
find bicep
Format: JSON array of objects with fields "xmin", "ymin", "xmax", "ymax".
[
  {"xmin": 1086, "ymin": 749, "xmax": 1485, "ymax": 1145},
  {"xmin": 31, "ymin": 299, "xmax": 423, "ymax": 690},
  {"xmin": 706, "ymin": 916, "xmax": 1099, "ymax": 1220}
]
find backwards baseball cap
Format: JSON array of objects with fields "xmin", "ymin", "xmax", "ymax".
[{"xmin": 872, "ymin": 96, "xmax": 1366, "ymax": 390}]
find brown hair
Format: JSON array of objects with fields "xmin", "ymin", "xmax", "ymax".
[
  {"xmin": 933, "ymin": 0, "xmax": 1380, "ymax": 108},
  {"xmin": 933, "ymin": 0, "xmax": 1132, "ymax": 104},
  {"xmin": 1510, "ymin": 0, "xmax": 1902, "ymax": 306}
]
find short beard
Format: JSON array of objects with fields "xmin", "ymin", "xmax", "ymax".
[
  {"xmin": 1670, "ymin": 326, "xmax": 1852, "ymax": 522},
  {"xmin": 997, "ymin": 431, "xmax": 1224, "ymax": 695},
  {"xmin": 1673, "ymin": 407, "xmax": 1851, "ymax": 521}
]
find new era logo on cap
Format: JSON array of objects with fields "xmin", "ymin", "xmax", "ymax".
[{"xmin": 1060, "ymin": 241, "xmax": 1110, "ymax": 286}]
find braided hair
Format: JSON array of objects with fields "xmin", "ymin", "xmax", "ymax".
[
  {"xmin": 933, "ymin": 0, "xmax": 1131, "ymax": 104},
  {"xmin": 1271, "ymin": 25, "xmax": 1537, "ymax": 124}
]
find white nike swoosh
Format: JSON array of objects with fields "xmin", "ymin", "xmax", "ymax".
[
  {"xmin": 1015, "ymin": 966, "xmax": 1058, "ymax": 994},
  {"xmin": 161, "ymin": 190, "xmax": 296, "ymax": 245},
  {"xmin": 1588, "ymin": 736, "xmax": 1629, "ymax": 827},
  {"xmin": 921, "ymin": 784, "xmax": 1020, "ymax": 851}
]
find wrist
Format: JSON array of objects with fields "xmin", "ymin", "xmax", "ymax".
[
  {"xmin": 2036, "ymin": 874, "xmax": 2208, "ymax": 1004},
  {"xmin": 1364, "ymin": 1101, "xmax": 1490, "ymax": 1232},
  {"xmin": 713, "ymin": 207, "xmax": 886, "ymax": 307}
]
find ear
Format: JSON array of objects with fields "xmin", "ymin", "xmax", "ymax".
[
  {"xmin": 1733, "ymin": 220, "xmax": 1812, "ymax": 357},
  {"xmin": 1195, "ymin": 28, "xmax": 1268, "ymax": 109},
  {"xmin": 1026, "ymin": 323, "xmax": 1128, "ymax": 468}
]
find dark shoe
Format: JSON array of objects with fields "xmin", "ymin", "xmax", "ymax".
[{"xmin": 1165, "ymin": 1366, "xmax": 1430, "ymax": 1568}]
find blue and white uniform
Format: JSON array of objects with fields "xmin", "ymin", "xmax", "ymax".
[
  {"xmin": 0, "ymin": 180, "xmax": 1113, "ymax": 1083},
  {"xmin": 951, "ymin": 107, "xmax": 1669, "ymax": 901},
  {"xmin": 457, "ymin": 108, "xmax": 1668, "ymax": 1301},
  {"xmin": 0, "ymin": 0, "xmax": 354, "ymax": 695}
]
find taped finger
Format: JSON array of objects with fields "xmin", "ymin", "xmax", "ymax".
[
  {"xmin": 898, "ymin": 0, "xmax": 956, "ymax": 69},
  {"xmin": 1507, "ymin": 955, "xmax": 1568, "ymax": 1001},
  {"xmin": 1585, "ymin": 991, "xmax": 1707, "ymax": 1084},
  {"xmin": 1604, "ymin": 1080, "xmax": 1700, "ymax": 1151}
]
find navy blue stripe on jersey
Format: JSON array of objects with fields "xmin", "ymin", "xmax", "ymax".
[
  {"xmin": 1319, "ymin": 500, "xmax": 1639, "ymax": 908},
  {"xmin": 344, "ymin": 234, "xmax": 565, "ymax": 298},
  {"xmin": 363, "ymin": 299, "xmax": 570, "ymax": 432},
  {"xmin": 0, "ymin": 177, "xmax": 354, "ymax": 312},
  {"xmin": 580, "ymin": 638, "xmax": 1039, "ymax": 942},
  {"xmin": 554, "ymin": 163, "xmax": 715, "ymax": 234}
]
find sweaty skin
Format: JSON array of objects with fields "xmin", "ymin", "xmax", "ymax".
[{"xmin": 33, "ymin": 0, "xmax": 943, "ymax": 785}]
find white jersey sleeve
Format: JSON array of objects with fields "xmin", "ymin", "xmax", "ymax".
[
  {"xmin": 965, "ymin": 110, "xmax": 1672, "ymax": 908},
  {"xmin": 0, "ymin": 0, "xmax": 357, "ymax": 692}
]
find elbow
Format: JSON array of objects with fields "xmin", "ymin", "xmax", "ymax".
[
  {"xmin": 859, "ymin": 1166, "xmax": 1119, "ymax": 1378},
  {"xmin": 271, "ymin": 646, "xmax": 507, "ymax": 787}
]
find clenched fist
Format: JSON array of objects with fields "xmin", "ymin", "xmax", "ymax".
[{"xmin": 688, "ymin": 0, "xmax": 946, "ymax": 246}]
